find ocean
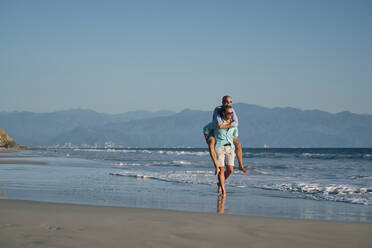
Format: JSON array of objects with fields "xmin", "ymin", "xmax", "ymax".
[{"xmin": 1, "ymin": 147, "xmax": 372, "ymax": 222}]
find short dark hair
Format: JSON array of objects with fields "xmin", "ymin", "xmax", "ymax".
[
  {"xmin": 221, "ymin": 105, "xmax": 232, "ymax": 114},
  {"xmin": 222, "ymin": 95, "xmax": 231, "ymax": 102}
]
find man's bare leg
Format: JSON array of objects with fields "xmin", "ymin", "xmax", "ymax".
[
  {"xmin": 233, "ymin": 138, "xmax": 247, "ymax": 173},
  {"xmin": 217, "ymin": 182, "xmax": 222, "ymax": 195},
  {"xmin": 218, "ymin": 166, "xmax": 226, "ymax": 196},
  {"xmin": 208, "ymin": 137, "xmax": 219, "ymax": 175},
  {"xmin": 224, "ymin": 165, "xmax": 234, "ymax": 180}
]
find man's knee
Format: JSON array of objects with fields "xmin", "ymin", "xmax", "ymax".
[
  {"xmin": 225, "ymin": 166, "xmax": 233, "ymax": 177},
  {"xmin": 226, "ymin": 166, "xmax": 234, "ymax": 173}
]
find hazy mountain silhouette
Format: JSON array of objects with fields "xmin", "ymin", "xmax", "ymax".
[
  {"xmin": 0, "ymin": 109, "xmax": 175, "ymax": 146},
  {"xmin": 1, "ymin": 104, "xmax": 372, "ymax": 147}
]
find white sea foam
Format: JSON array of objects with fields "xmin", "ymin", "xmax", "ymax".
[
  {"xmin": 114, "ymin": 160, "xmax": 193, "ymax": 167},
  {"xmin": 159, "ymin": 151, "xmax": 209, "ymax": 156},
  {"xmin": 172, "ymin": 160, "xmax": 192, "ymax": 165},
  {"xmin": 115, "ymin": 162, "xmax": 142, "ymax": 166},
  {"xmin": 243, "ymin": 152, "xmax": 290, "ymax": 158},
  {"xmin": 261, "ymin": 183, "xmax": 372, "ymax": 205},
  {"xmin": 110, "ymin": 170, "xmax": 372, "ymax": 205},
  {"xmin": 301, "ymin": 153, "xmax": 340, "ymax": 159},
  {"xmin": 110, "ymin": 170, "xmax": 217, "ymax": 186},
  {"xmin": 242, "ymin": 151, "xmax": 372, "ymax": 160},
  {"xmin": 301, "ymin": 152, "xmax": 372, "ymax": 160},
  {"xmin": 76, "ymin": 148, "xmax": 209, "ymax": 156},
  {"xmin": 73, "ymin": 148, "xmax": 105, "ymax": 152},
  {"xmin": 364, "ymin": 154, "xmax": 372, "ymax": 159}
]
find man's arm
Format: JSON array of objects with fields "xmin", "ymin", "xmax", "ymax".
[
  {"xmin": 213, "ymin": 107, "xmax": 224, "ymax": 126},
  {"xmin": 230, "ymin": 108, "xmax": 239, "ymax": 128},
  {"xmin": 217, "ymin": 118, "xmax": 233, "ymax": 129},
  {"xmin": 215, "ymin": 107, "xmax": 238, "ymax": 129},
  {"xmin": 217, "ymin": 123, "xmax": 233, "ymax": 129}
]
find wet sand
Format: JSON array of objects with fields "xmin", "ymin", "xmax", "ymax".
[
  {"xmin": 0, "ymin": 199, "xmax": 371, "ymax": 248},
  {"xmin": 0, "ymin": 155, "xmax": 35, "ymax": 158},
  {"xmin": 0, "ymin": 154, "xmax": 46, "ymax": 165},
  {"xmin": 0, "ymin": 160, "xmax": 47, "ymax": 165}
]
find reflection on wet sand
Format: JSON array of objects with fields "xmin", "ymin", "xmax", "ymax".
[
  {"xmin": 0, "ymin": 160, "xmax": 47, "ymax": 165},
  {"xmin": 217, "ymin": 196, "xmax": 225, "ymax": 214},
  {"xmin": 0, "ymin": 155, "xmax": 47, "ymax": 165},
  {"xmin": 0, "ymin": 155, "xmax": 35, "ymax": 158},
  {"xmin": 0, "ymin": 189, "xmax": 6, "ymax": 197}
]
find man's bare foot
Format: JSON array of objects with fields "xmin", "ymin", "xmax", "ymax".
[
  {"xmin": 220, "ymin": 184, "xmax": 226, "ymax": 197},
  {"xmin": 238, "ymin": 166, "xmax": 248, "ymax": 173}
]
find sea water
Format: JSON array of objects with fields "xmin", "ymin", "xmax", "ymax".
[{"xmin": 1, "ymin": 148, "xmax": 371, "ymax": 222}]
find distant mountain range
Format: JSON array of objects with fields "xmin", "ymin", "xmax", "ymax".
[{"xmin": 1, "ymin": 104, "xmax": 372, "ymax": 147}]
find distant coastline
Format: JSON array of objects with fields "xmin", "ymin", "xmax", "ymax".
[{"xmin": 1, "ymin": 104, "xmax": 372, "ymax": 147}]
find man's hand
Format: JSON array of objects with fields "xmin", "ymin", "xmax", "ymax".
[
  {"xmin": 217, "ymin": 123, "xmax": 233, "ymax": 129},
  {"xmin": 215, "ymin": 167, "xmax": 220, "ymax": 176},
  {"xmin": 217, "ymin": 118, "xmax": 233, "ymax": 129}
]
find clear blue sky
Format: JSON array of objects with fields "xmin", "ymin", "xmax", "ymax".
[{"xmin": 1, "ymin": 0, "xmax": 371, "ymax": 114}]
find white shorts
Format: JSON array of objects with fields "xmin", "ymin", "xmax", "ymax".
[{"xmin": 216, "ymin": 145, "xmax": 235, "ymax": 167}]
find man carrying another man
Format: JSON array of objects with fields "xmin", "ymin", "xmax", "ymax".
[{"xmin": 203, "ymin": 96, "xmax": 247, "ymax": 196}]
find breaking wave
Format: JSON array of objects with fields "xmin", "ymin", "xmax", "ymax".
[
  {"xmin": 243, "ymin": 152, "xmax": 372, "ymax": 160},
  {"xmin": 260, "ymin": 183, "xmax": 372, "ymax": 205},
  {"xmin": 110, "ymin": 170, "xmax": 372, "ymax": 205},
  {"xmin": 72, "ymin": 148, "xmax": 209, "ymax": 156},
  {"xmin": 114, "ymin": 160, "xmax": 193, "ymax": 167}
]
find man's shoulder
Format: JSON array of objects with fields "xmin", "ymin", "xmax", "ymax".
[{"xmin": 204, "ymin": 122, "xmax": 216, "ymax": 129}]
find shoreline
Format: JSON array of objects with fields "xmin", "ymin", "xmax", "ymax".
[
  {"xmin": 1, "ymin": 199, "xmax": 372, "ymax": 248},
  {"xmin": 1, "ymin": 149, "xmax": 372, "ymax": 223},
  {"xmin": 0, "ymin": 160, "xmax": 47, "ymax": 165},
  {"xmin": 0, "ymin": 153, "xmax": 47, "ymax": 165},
  {"xmin": 0, "ymin": 147, "xmax": 29, "ymax": 152}
]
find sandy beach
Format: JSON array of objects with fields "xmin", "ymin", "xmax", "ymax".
[{"xmin": 0, "ymin": 199, "xmax": 371, "ymax": 248}]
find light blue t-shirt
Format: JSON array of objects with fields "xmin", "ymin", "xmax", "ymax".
[{"xmin": 203, "ymin": 122, "xmax": 238, "ymax": 149}]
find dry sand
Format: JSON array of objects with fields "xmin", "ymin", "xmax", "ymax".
[{"xmin": 0, "ymin": 199, "xmax": 371, "ymax": 248}]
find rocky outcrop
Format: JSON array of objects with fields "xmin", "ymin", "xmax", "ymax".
[{"xmin": 0, "ymin": 128, "xmax": 20, "ymax": 149}]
